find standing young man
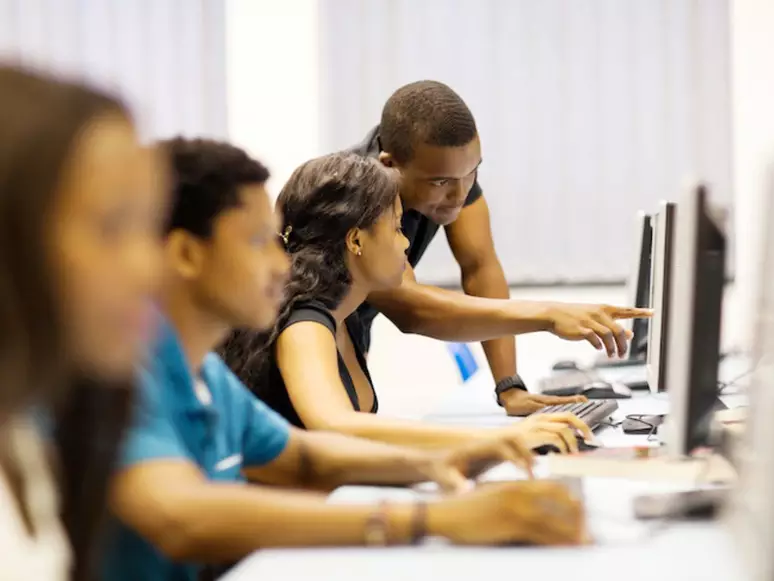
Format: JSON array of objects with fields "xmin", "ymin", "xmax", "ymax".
[
  {"xmin": 349, "ymin": 81, "xmax": 650, "ymax": 416},
  {"xmin": 102, "ymin": 138, "xmax": 587, "ymax": 581}
]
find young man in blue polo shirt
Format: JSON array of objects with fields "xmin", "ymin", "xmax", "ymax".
[{"xmin": 101, "ymin": 138, "xmax": 588, "ymax": 581}]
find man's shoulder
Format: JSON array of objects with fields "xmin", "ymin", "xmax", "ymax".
[
  {"xmin": 345, "ymin": 124, "xmax": 380, "ymax": 158},
  {"xmin": 202, "ymin": 352, "xmax": 242, "ymax": 394},
  {"xmin": 200, "ymin": 352, "xmax": 264, "ymax": 412}
]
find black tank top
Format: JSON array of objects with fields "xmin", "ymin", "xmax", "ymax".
[{"xmin": 261, "ymin": 301, "xmax": 378, "ymax": 428}]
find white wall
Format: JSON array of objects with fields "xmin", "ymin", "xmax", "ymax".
[
  {"xmin": 0, "ymin": 0, "xmax": 227, "ymax": 141},
  {"xmin": 224, "ymin": 0, "xmax": 323, "ymax": 198},
  {"xmin": 729, "ymin": 0, "xmax": 774, "ymax": 350},
  {"xmin": 318, "ymin": 0, "xmax": 733, "ymax": 286}
]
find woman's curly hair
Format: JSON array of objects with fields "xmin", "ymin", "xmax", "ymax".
[{"xmin": 219, "ymin": 153, "xmax": 400, "ymax": 399}]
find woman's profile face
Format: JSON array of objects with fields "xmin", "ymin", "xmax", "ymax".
[
  {"xmin": 47, "ymin": 114, "xmax": 167, "ymax": 379},
  {"xmin": 358, "ymin": 196, "xmax": 410, "ymax": 290}
]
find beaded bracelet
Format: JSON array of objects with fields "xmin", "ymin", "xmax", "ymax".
[{"xmin": 364, "ymin": 501, "xmax": 389, "ymax": 546}]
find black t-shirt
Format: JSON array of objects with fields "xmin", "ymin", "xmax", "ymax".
[
  {"xmin": 347, "ymin": 125, "xmax": 484, "ymax": 350},
  {"xmin": 261, "ymin": 300, "xmax": 378, "ymax": 429}
]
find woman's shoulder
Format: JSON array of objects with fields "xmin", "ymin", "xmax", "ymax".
[{"xmin": 282, "ymin": 300, "xmax": 337, "ymax": 335}]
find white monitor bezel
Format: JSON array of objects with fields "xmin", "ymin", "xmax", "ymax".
[
  {"xmin": 664, "ymin": 186, "xmax": 703, "ymax": 457},
  {"xmin": 646, "ymin": 201, "xmax": 676, "ymax": 394}
]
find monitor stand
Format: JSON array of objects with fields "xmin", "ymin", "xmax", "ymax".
[
  {"xmin": 592, "ymin": 355, "xmax": 647, "ymax": 369},
  {"xmin": 633, "ymin": 488, "xmax": 728, "ymax": 521}
]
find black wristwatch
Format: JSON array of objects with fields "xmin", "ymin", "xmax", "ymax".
[{"xmin": 494, "ymin": 375, "xmax": 528, "ymax": 407}]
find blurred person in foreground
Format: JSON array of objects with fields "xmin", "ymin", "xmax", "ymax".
[
  {"xmin": 0, "ymin": 66, "xmax": 165, "ymax": 581},
  {"xmin": 221, "ymin": 153, "xmax": 592, "ymax": 452},
  {"xmin": 346, "ymin": 80, "xmax": 651, "ymax": 415},
  {"xmin": 103, "ymin": 138, "xmax": 587, "ymax": 581}
]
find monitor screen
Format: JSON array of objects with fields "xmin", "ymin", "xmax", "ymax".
[
  {"xmin": 666, "ymin": 184, "xmax": 726, "ymax": 457},
  {"xmin": 628, "ymin": 212, "xmax": 653, "ymax": 360}
]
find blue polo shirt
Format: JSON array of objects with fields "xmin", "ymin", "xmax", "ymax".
[{"xmin": 101, "ymin": 318, "xmax": 290, "ymax": 581}]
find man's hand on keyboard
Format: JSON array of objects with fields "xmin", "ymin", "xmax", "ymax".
[
  {"xmin": 435, "ymin": 481, "xmax": 587, "ymax": 546},
  {"xmin": 544, "ymin": 303, "xmax": 652, "ymax": 357},
  {"xmin": 505, "ymin": 413, "xmax": 594, "ymax": 454},
  {"xmin": 501, "ymin": 389, "xmax": 587, "ymax": 416}
]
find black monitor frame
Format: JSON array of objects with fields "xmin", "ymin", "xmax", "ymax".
[{"xmin": 628, "ymin": 212, "xmax": 653, "ymax": 360}]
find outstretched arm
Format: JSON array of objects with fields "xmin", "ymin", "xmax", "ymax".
[
  {"xmin": 110, "ymin": 463, "xmax": 587, "ymax": 562},
  {"xmin": 110, "ymin": 460, "xmax": 420, "ymax": 561},
  {"xmin": 366, "ymin": 259, "xmax": 650, "ymax": 358}
]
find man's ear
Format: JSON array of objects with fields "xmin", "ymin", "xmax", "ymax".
[
  {"xmin": 345, "ymin": 227, "xmax": 363, "ymax": 257},
  {"xmin": 378, "ymin": 151, "xmax": 395, "ymax": 168},
  {"xmin": 165, "ymin": 230, "xmax": 206, "ymax": 279}
]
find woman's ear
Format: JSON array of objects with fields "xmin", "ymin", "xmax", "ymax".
[
  {"xmin": 378, "ymin": 151, "xmax": 394, "ymax": 168},
  {"xmin": 345, "ymin": 228, "xmax": 363, "ymax": 257},
  {"xmin": 166, "ymin": 230, "xmax": 205, "ymax": 279}
]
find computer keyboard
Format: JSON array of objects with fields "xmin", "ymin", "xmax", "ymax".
[
  {"xmin": 536, "ymin": 370, "xmax": 601, "ymax": 396},
  {"xmin": 537, "ymin": 365, "xmax": 649, "ymax": 395},
  {"xmin": 530, "ymin": 399, "xmax": 619, "ymax": 431}
]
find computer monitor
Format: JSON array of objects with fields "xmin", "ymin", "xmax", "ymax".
[
  {"xmin": 646, "ymin": 201, "xmax": 676, "ymax": 393},
  {"xmin": 627, "ymin": 212, "xmax": 653, "ymax": 360},
  {"xmin": 665, "ymin": 184, "xmax": 726, "ymax": 458},
  {"xmin": 724, "ymin": 166, "xmax": 774, "ymax": 581}
]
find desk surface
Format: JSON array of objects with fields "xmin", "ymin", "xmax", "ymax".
[
  {"xmin": 224, "ymin": 526, "xmax": 742, "ymax": 581},
  {"xmin": 221, "ymin": 358, "xmax": 750, "ymax": 581}
]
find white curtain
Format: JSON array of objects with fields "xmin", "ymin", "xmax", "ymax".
[
  {"xmin": 318, "ymin": 0, "xmax": 732, "ymax": 285},
  {"xmin": 0, "ymin": 0, "xmax": 227, "ymax": 140}
]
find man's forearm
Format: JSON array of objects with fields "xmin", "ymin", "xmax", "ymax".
[
  {"xmin": 461, "ymin": 263, "xmax": 518, "ymax": 381},
  {"xmin": 281, "ymin": 431, "xmax": 441, "ymax": 489},
  {"xmin": 150, "ymin": 483, "xmax": 418, "ymax": 561},
  {"xmin": 369, "ymin": 281, "xmax": 550, "ymax": 343}
]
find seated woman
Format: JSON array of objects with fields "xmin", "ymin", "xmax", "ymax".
[
  {"xmin": 221, "ymin": 153, "xmax": 589, "ymax": 451},
  {"xmin": 0, "ymin": 66, "xmax": 165, "ymax": 581}
]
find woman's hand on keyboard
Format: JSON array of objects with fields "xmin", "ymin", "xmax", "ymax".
[
  {"xmin": 428, "ymin": 433, "xmax": 537, "ymax": 491},
  {"xmin": 501, "ymin": 389, "xmax": 587, "ymax": 416},
  {"xmin": 505, "ymin": 413, "xmax": 594, "ymax": 454},
  {"xmin": 431, "ymin": 480, "xmax": 587, "ymax": 546}
]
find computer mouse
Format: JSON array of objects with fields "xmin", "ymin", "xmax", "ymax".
[
  {"xmin": 532, "ymin": 444, "xmax": 561, "ymax": 456},
  {"xmin": 533, "ymin": 437, "xmax": 599, "ymax": 456},
  {"xmin": 581, "ymin": 381, "xmax": 632, "ymax": 400},
  {"xmin": 622, "ymin": 414, "xmax": 664, "ymax": 435},
  {"xmin": 552, "ymin": 360, "xmax": 579, "ymax": 371},
  {"xmin": 577, "ymin": 438, "xmax": 600, "ymax": 452}
]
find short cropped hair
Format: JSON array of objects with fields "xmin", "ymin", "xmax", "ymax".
[
  {"xmin": 161, "ymin": 137, "xmax": 270, "ymax": 238},
  {"xmin": 379, "ymin": 80, "xmax": 477, "ymax": 164}
]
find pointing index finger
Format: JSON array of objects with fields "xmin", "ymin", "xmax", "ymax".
[{"xmin": 607, "ymin": 307, "xmax": 653, "ymax": 320}]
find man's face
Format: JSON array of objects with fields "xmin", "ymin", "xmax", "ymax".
[
  {"xmin": 189, "ymin": 185, "xmax": 290, "ymax": 332},
  {"xmin": 382, "ymin": 136, "xmax": 482, "ymax": 225}
]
